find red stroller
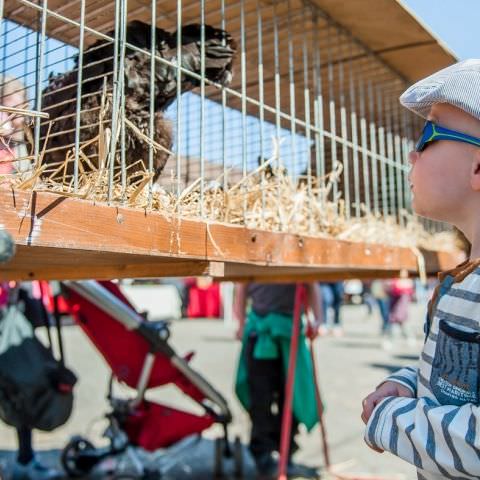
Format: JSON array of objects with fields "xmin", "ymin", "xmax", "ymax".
[{"xmin": 58, "ymin": 280, "xmax": 242, "ymax": 479}]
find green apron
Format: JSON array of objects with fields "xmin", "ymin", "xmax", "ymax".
[{"xmin": 235, "ymin": 310, "xmax": 319, "ymax": 431}]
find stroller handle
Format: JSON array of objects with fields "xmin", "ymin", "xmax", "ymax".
[
  {"xmin": 63, "ymin": 280, "xmax": 232, "ymax": 422},
  {"xmin": 64, "ymin": 280, "xmax": 144, "ymax": 330}
]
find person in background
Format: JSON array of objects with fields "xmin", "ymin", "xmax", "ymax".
[
  {"xmin": 318, "ymin": 281, "xmax": 344, "ymax": 336},
  {"xmin": 370, "ymin": 279, "xmax": 391, "ymax": 334},
  {"xmin": 234, "ymin": 283, "xmax": 323, "ymax": 479},
  {"xmin": 386, "ymin": 274, "xmax": 414, "ymax": 339},
  {"xmin": 361, "ymin": 281, "xmax": 377, "ymax": 317},
  {"xmin": 0, "ymin": 75, "xmax": 29, "ymax": 177}
]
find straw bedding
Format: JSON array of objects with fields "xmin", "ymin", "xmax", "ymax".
[{"xmin": 0, "ymin": 106, "xmax": 459, "ymax": 254}]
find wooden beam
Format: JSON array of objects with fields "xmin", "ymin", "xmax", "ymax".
[
  {"xmin": 220, "ymin": 270, "xmax": 406, "ymax": 284},
  {"xmin": 216, "ymin": 248, "xmax": 459, "ymax": 282},
  {"xmin": 0, "ymin": 245, "xmax": 226, "ymax": 280},
  {"xmin": 0, "ymin": 260, "xmax": 224, "ymax": 281},
  {"xmin": 0, "ymin": 188, "xmax": 463, "ymax": 280}
]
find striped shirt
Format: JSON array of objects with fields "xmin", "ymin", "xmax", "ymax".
[{"xmin": 365, "ymin": 260, "xmax": 480, "ymax": 480}]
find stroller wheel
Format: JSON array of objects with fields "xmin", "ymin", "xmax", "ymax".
[
  {"xmin": 233, "ymin": 436, "xmax": 243, "ymax": 479},
  {"xmin": 61, "ymin": 435, "xmax": 95, "ymax": 477},
  {"xmin": 213, "ymin": 437, "xmax": 224, "ymax": 478}
]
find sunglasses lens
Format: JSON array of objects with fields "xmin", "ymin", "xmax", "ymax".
[
  {"xmin": 415, "ymin": 135, "xmax": 426, "ymax": 152},
  {"xmin": 415, "ymin": 122, "xmax": 431, "ymax": 152}
]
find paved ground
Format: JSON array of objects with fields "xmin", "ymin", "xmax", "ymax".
[{"xmin": 0, "ymin": 286, "xmax": 426, "ymax": 479}]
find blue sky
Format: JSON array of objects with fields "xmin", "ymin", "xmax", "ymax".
[{"xmin": 400, "ymin": 0, "xmax": 479, "ymax": 60}]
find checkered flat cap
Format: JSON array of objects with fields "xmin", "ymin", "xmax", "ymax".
[{"xmin": 400, "ymin": 59, "xmax": 480, "ymax": 121}]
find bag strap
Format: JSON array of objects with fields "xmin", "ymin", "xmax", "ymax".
[
  {"xmin": 52, "ymin": 293, "xmax": 65, "ymax": 367},
  {"xmin": 7, "ymin": 283, "xmax": 20, "ymax": 307},
  {"xmin": 37, "ymin": 281, "xmax": 66, "ymax": 367},
  {"xmin": 34, "ymin": 281, "xmax": 54, "ymax": 352}
]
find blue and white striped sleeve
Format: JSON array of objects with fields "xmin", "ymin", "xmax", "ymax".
[
  {"xmin": 365, "ymin": 397, "xmax": 480, "ymax": 478},
  {"xmin": 383, "ymin": 366, "xmax": 418, "ymax": 396}
]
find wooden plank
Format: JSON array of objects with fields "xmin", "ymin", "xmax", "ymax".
[
  {"xmin": 0, "ymin": 244, "xmax": 225, "ymax": 280},
  {"xmin": 0, "ymin": 188, "xmax": 463, "ymax": 280},
  {"xmin": 0, "ymin": 189, "xmax": 207, "ymax": 260},
  {"xmin": 0, "ymin": 259, "xmax": 223, "ymax": 281},
  {"xmin": 216, "ymin": 248, "xmax": 464, "ymax": 283},
  {"xmin": 219, "ymin": 267, "xmax": 412, "ymax": 283},
  {"xmin": 205, "ymin": 222, "xmax": 419, "ymax": 270}
]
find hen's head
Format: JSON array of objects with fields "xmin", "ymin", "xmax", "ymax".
[{"xmin": 172, "ymin": 24, "xmax": 237, "ymax": 86}]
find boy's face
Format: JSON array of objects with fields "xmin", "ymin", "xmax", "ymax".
[{"xmin": 408, "ymin": 103, "xmax": 480, "ymax": 226}]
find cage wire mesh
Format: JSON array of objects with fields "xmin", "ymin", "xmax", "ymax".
[{"xmin": 0, "ymin": 0, "xmax": 454, "ymax": 251}]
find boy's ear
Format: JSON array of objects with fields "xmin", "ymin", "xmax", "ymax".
[{"xmin": 471, "ymin": 150, "xmax": 480, "ymax": 191}]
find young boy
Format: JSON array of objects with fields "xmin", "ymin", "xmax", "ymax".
[{"xmin": 362, "ymin": 59, "xmax": 480, "ymax": 480}]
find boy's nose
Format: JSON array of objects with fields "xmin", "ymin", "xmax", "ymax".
[{"xmin": 408, "ymin": 150, "xmax": 418, "ymax": 165}]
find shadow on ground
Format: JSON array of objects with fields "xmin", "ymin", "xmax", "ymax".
[
  {"xmin": 368, "ymin": 363, "xmax": 405, "ymax": 375},
  {"xmin": 335, "ymin": 340, "xmax": 382, "ymax": 350},
  {"xmin": 0, "ymin": 436, "xmax": 257, "ymax": 480},
  {"xmin": 394, "ymin": 354, "xmax": 419, "ymax": 362}
]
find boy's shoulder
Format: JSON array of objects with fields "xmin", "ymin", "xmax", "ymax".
[
  {"xmin": 451, "ymin": 264, "xmax": 480, "ymax": 291},
  {"xmin": 438, "ymin": 265, "xmax": 480, "ymax": 312}
]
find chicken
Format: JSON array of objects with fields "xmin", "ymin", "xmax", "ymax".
[{"xmin": 41, "ymin": 21, "xmax": 237, "ymax": 183}]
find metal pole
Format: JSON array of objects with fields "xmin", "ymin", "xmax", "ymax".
[
  {"xmin": 287, "ymin": 0, "xmax": 297, "ymax": 181},
  {"xmin": 119, "ymin": 0, "xmax": 128, "ymax": 203},
  {"xmin": 394, "ymin": 99, "xmax": 404, "ymax": 225},
  {"xmin": 175, "ymin": 0, "xmax": 182, "ymax": 203},
  {"xmin": 199, "ymin": 0, "xmax": 206, "ymax": 217},
  {"xmin": 272, "ymin": 1, "xmax": 283, "ymax": 231},
  {"xmin": 327, "ymin": 23, "xmax": 338, "ymax": 210},
  {"xmin": 147, "ymin": 0, "xmax": 157, "ymax": 208},
  {"xmin": 359, "ymin": 75, "xmax": 371, "ymax": 217},
  {"xmin": 312, "ymin": 13, "xmax": 325, "ymax": 199},
  {"xmin": 302, "ymin": 6, "xmax": 313, "ymax": 233},
  {"xmin": 107, "ymin": 0, "xmax": 121, "ymax": 202},
  {"xmin": 339, "ymin": 32, "xmax": 350, "ymax": 219},
  {"xmin": 257, "ymin": 0, "xmax": 266, "ymax": 227},
  {"xmin": 0, "ymin": 4, "xmax": 7, "ymax": 101},
  {"xmin": 368, "ymin": 79, "xmax": 378, "ymax": 216},
  {"xmin": 349, "ymin": 36, "xmax": 361, "ymax": 219},
  {"xmin": 377, "ymin": 86, "xmax": 388, "ymax": 220},
  {"xmin": 221, "ymin": 0, "xmax": 227, "ymax": 191},
  {"xmin": 34, "ymin": 0, "xmax": 48, "ymax": 170},
  {"xmin": 278, "ymin": 284, "xmax": 305, "ymax": 480},
  {"xmin": 72, "ymin": 0, "xmax": 86, "ymax": 192},
  {"xmin": 386, "ymin": 95, "xmax": 395, "ymax": 218},
  {"xmin": 240, "ymin": 0, "xmax": 247, "ymax": 219}
]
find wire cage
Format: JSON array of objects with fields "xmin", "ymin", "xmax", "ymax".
[{"xmin": 0, "ymin": 0, "xmax": 457, "ymax": 261}]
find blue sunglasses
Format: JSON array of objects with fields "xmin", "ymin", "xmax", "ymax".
[{"xmin": 416, "ymin": 120, "xmax": 480, "ymax": 152}]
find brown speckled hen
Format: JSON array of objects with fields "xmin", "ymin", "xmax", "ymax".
[{"xmin": 41, "ymin": 21, "xmax": 237, "ymax": 182}]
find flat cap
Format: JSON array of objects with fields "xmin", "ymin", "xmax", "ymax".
[{"xmin": 400, "ymin": 59, "xmax": 480, "ymax": 121}]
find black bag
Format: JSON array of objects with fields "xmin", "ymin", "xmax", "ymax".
[{"xmin": 0, "ymin": 292, "xmax": 77, "ymax": 431}]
